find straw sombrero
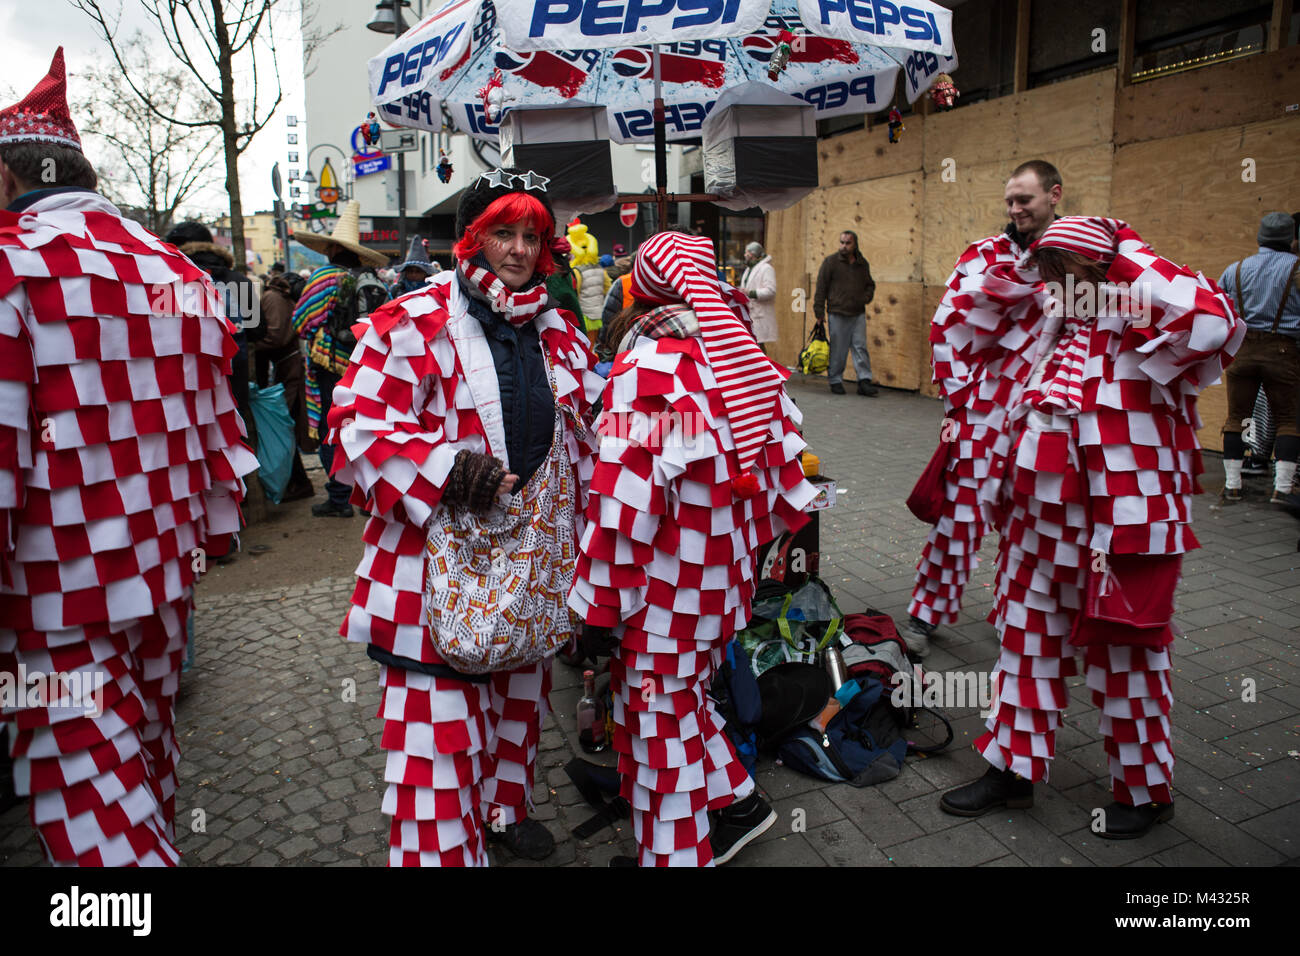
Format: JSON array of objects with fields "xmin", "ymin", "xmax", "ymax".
[{"xmin": 293, "ymin": 200, "xmax": 388, "ymax": 269}]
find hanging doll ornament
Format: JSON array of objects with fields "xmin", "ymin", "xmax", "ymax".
[
  {"xmin": 362, "ymin": 111, "xmax": 382, "ymax": 147},
  {"xmin": 929, "ymin": 73, "xmax": 960, "ymax": 111},
  {"xmin": 767, "ymin": 30, "xmax": 796, "ymax": 81},
  {"xmin": 887, "ymin": 107, "xmax": 905, "ymax": 144},
  {"xmin": 478, "ymin": 68, "xmax": 514, "ymax": 125},
  {"xmin": 436, "ymin": 149, "xmax": 453, "ymax": 183}
]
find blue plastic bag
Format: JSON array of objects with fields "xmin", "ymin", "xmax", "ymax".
[{"xmin": 247, "ymin": 383, "xmax": 294, "ymax": 504}]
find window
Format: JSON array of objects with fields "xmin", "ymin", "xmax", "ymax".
[
  {"xmin": 1131, "ymin": 1, "xmax": 1270, "ymax": 83},
  {"xmin": 287, "ymin": 133, "xmax": 298, "ymax": 145},
  {"xmin": 947, "ymin": 0, "xmax": 1018, "ymax": 104},
  {"xmin": 1028, "ymin": 0, "xmax": 1119, "ymax": 87}
]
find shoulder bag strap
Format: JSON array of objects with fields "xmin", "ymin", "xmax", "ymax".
[{"xmin": 1234, "ymin": 261, "xmax": 1244, "ymax": 316}]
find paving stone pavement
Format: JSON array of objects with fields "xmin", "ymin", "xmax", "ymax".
[{"xmin": 3, "ymin": 380, "xmax": 1297, "ymax": 867}]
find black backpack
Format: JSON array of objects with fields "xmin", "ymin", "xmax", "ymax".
[{"xmin": 330, "ymin": 269, "xmax": 389, "ymax": 354}]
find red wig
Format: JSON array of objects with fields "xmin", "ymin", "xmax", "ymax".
[{"xmin": 453, "ymin": 192, "xmax": 555, "ymax": 276}]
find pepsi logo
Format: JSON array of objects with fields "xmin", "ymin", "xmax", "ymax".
[{"xmin": 611, "ymin": 48, "xmax": 651, "ymax": 78}]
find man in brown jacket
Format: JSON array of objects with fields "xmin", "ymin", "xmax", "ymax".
[{"xmin": 813, "ymin": 230, "xmax": 877, "ymax": 396}]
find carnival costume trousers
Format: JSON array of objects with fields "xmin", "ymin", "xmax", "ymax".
[
  {"xmin": 611, "ymin": 639, "xmax": 754, "ymax": 867},
  {"xmin": 973, "ymin": 427, "xmax": 1175, "ymax": 806},
  {"xmin": 377, "ymin": 659, "xmax": 551, "ymax": 866},
  {"xmin": 3, "ymin": 596, "xmax": 189, "ymax": 866}
]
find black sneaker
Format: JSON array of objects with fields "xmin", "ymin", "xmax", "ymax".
[
  {"xmin": 1218, "ymin": 488, "xmax": 1242, "ymax": 505},
  {"xmin": 939, "ymin": 766, "xmax": 1034, "ymax": 817},
  {"xmin": 487, "ymin": 816, "xmax": 555, "ymax": 860},
  {"xmin": 829, "ymin": 383, "xmax": 846, "ymax": 395},
  {"xmin": 709, "ymin": 792, "xmax": 777, "ymax": 865},
  {"xmin": 856, "ymin": 381, "xmax": 879, "ymax": 397},
  {"xmin": 1095, "ymin": 801, "xmax": 1174, "ymax": 840},
  {"xmin": 312, "ymin": 500, "xmax": 354, "ymax": 518}
]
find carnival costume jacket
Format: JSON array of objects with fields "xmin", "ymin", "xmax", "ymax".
[
  {"xmin": 909, "ymin": 230, "xmax": 1024, "ymax": 625},
  {"xmin": 325, "ymin": 269, "xmax": 602, "ymax": 669},
  {"xmin": 0, "ymin": 190, "xmax": 257, "ymax": 864}
]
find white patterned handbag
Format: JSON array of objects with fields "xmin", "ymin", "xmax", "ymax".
[{"xmin": 424, "ymin": 406, "xmax": 578, "ymax": 674}]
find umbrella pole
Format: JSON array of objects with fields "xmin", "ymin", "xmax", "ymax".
[{"xmin": 653, "ymin": 44, "xmax": 668, "ymax": 229}]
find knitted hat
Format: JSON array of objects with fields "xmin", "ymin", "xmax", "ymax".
[
  {"xmin": 1031, "ymin": 216, "xmax": 1126, "ymax": 263},
  {"xmin": 397, "ymin": 234, "xmax": 437, "ymax": 274},
  {"xmin": 629, "ymin": 232, "xmax": 787, "ymax": 493},
  {"xmin": 165, "ymin": 221, "xmax": 214, "ymax": 247},
  {"xmin": 455, "ymin": 168, "xmax": 555, "ymax": 240},
  {"xmin": 293, "ymin": 199, "xmax": 388, "ymax": 269},
  {"xmin": 0, "ymin": 48, "xmax": 82, "ymax": 151},
  {"xmin": 1258, "ymin": 212, "xmax": 1294, "ymax": 246}
]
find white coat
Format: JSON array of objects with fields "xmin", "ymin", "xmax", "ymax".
[{"xmin": 740, "ymin": 255, "xmax": 777, "ymax": 343}]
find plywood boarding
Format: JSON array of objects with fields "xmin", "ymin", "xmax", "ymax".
[
  {"xmin": 818, "ymin": 117, "xmax": 925, "ymax": 188},
  {"xmin": 1111, "ymin": 118, "xmax": 1300, "ymax": 280},
  {"xmin": 1196, "ymin": 384, "xmax": 1229, "ymax": 455},
  {"xmin": 1114, "ymin": 46, "xmax": 1300, "ymax": 146},
  {"xmin": 921, "ymin": 144, "xmax": 1113, "ymax": 285},
  {"xmin": 1012, "ymin": 69, "xmax": 1116, "ymax": 155},
  {"xmin": 918, "ymin": 283, "xmax": 947, "ymax": 399},
  {"xmin": 803, "ymin": 173, "xmax": 923, "ymax": 285},
  {"xmin": 767, "ymin": 201, "xmax": 814, "ymax": 369}
]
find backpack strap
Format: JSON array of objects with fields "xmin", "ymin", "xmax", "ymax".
[{"xmin": 1234, "ymin": 260, "xmax": 1244, "ymax": 316}]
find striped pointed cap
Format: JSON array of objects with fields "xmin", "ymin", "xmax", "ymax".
[
  {"xmin": 1031, "ymin": 216, "xmax": 1127, "ymax": 263},
  {"xmin": 630, "ymin": 232, "xmax": 788, "ymax": 492},
  {"xmin": 0, "ymin": 48, "xmax": 82, "ymax": 151}
]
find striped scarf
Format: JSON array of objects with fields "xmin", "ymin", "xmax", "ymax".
[
  {"xmin": 630, "ymin": 232, "xmax": 786, "ymax": 493},
  {"xmin": 1026, "ymin": 316, "xmax": 1089, "ymax": 412},
  {"xmin": 457, "ymin": 256, "xmax": 549, "ymax": 326}
]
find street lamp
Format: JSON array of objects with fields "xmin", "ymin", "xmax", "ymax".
[
  {"xmin": 304, "ymin": 143, "xmax": 353, "ymax": 200},
  {"xmin": 367, "ymin": 0, "xmax": 411, "ymax": 35}
]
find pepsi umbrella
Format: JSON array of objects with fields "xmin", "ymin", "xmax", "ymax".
[{"xmin": 368, "ymin": 0, "xmax": 956, "ymax": 215}]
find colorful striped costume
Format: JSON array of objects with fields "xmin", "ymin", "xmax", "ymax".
[{"xmin": 291, "ymin": 265, "xmax": 347, "ymax": 437}]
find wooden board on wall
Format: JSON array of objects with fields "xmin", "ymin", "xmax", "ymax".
[
  {"xmin": 1111, "ymin": 118, "xmax": 1300, "ymax": 280},
  {"xmin": 918, "ymin": 283, "xmax": 947, "ymax": 399},
  {"xmin": 1115, "ymin": 46, "xmax": 1300, "ymax": 146},
  {"xmin": 818, "ymin": 118, "xmax": 925, "ymax": 188},
  {"xmin": 767, "ymin": 201, "xmax": 812, "ymax": 370},
  {"xmin": 1197, "ymin": 384, "xmax": 1229, "ymax": 456},
  {"xmin": 803, "ymin": 173, "xmax": 923, "ymax": 284}
]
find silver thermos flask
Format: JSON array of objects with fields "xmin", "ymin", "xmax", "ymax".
[{"xmin": 824, "ymin": 646, "xmax": 848, "ymax": 691}]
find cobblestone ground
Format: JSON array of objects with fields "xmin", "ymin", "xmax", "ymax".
[{"xmin": 3, "ymin": 380, "xmax": 1297, "ymax": 866}]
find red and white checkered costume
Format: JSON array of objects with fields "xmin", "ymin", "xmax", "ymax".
[
  {"xmin": 909, "ymin": 232, "xmax": 1025, "ymax": 626},
  {"xmin": 0, "ymin": 190, "xmax": 257, "ymax": 865},
  {"xmin": 569, "ymin": 292, "xmax": 816, "ymax": 864},
  {"xmin": 934, "ymin": 220, "xmax": 1243, "ymax": 803},
  {"xmin": 325, "ymin": 270, "xmax": 601, "ymax": 866}
]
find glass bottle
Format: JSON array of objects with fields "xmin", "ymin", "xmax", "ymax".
[{"xmin": 577, "ymin": 669, "xmax": 606, "ymax": 753}]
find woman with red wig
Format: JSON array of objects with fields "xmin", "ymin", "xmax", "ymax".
[
  {"xmin": 569, "ymin": 231, "xmax": 817, "ymax": 865},
  {"xmin": 934, "ymin": 217, "xmax": 1244, "ymax": 837},
  {"xmin": 325, "ymin": 169, "xmax": 601, "ymax": 865}
]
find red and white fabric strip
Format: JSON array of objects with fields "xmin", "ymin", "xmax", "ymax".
[{"xmin": 1032, "ymin": 217, "xmax": 1124, "ymax": 263}]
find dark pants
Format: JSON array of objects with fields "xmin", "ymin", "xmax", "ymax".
[
  {"xmin": 1223, "ymin": 331, "xmax": 1300, "ymax": 461},
  {"xmin": 313, "ymin": 365, "xmax": 352, "ymax": 507}
]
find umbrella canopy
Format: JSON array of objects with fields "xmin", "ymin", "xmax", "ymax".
[{"xmin": 368, "ymin": 0, "xmax": 956, "ymax": 143}]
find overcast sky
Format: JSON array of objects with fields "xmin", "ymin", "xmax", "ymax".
[{"xmin": 2, "ymin": 0, "xmax": 306, "ymax": 220}]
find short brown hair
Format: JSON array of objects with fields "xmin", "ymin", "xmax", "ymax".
[
  {"xmin": 0, "ymin": 143, "xmax": 97, "ymax": 192},
  {"xmin": 1010, "ymin": 160, "xmax": 1061, "ymax": 193}
]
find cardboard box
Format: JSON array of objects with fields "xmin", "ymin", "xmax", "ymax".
[{"xmin": 804, "ymin": 476, "xmax": 836, "ymax": 513}]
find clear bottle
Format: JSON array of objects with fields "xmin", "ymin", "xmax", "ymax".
[{"xmin": 577, "ymin": 669, "xmax": 606, "ymax": 753}]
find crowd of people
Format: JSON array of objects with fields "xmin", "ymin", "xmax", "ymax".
[{"xmin": 1, "ymin": 46, "xmax": 1293, "ymax": 867}]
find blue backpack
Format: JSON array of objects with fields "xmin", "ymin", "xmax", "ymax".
[{"xmin": 776, "ymin": 677, "xmax": 908, "ymax": 787}]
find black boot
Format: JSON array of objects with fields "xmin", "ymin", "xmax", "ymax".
[
  {"xmin": 1095, "ymin": 801, "xmax": 1174, "ymax": 840},
  {"xmin": 939, "ymin": 766, "xmax": 1034, "ymax": 817}
]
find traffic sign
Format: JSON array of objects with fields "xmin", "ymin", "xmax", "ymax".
[
  {"xmin": 619, "ymin": 203, "xmax": 638, "ymax": 227},
  {"xmin": 379, "ymin": 129, "xmax": 419, "ymax": 153}
]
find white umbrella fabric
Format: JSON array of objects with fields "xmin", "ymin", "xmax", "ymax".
[{"xmin": 368, "ymin": 0, "xmax": 956, "ymax": 143}]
